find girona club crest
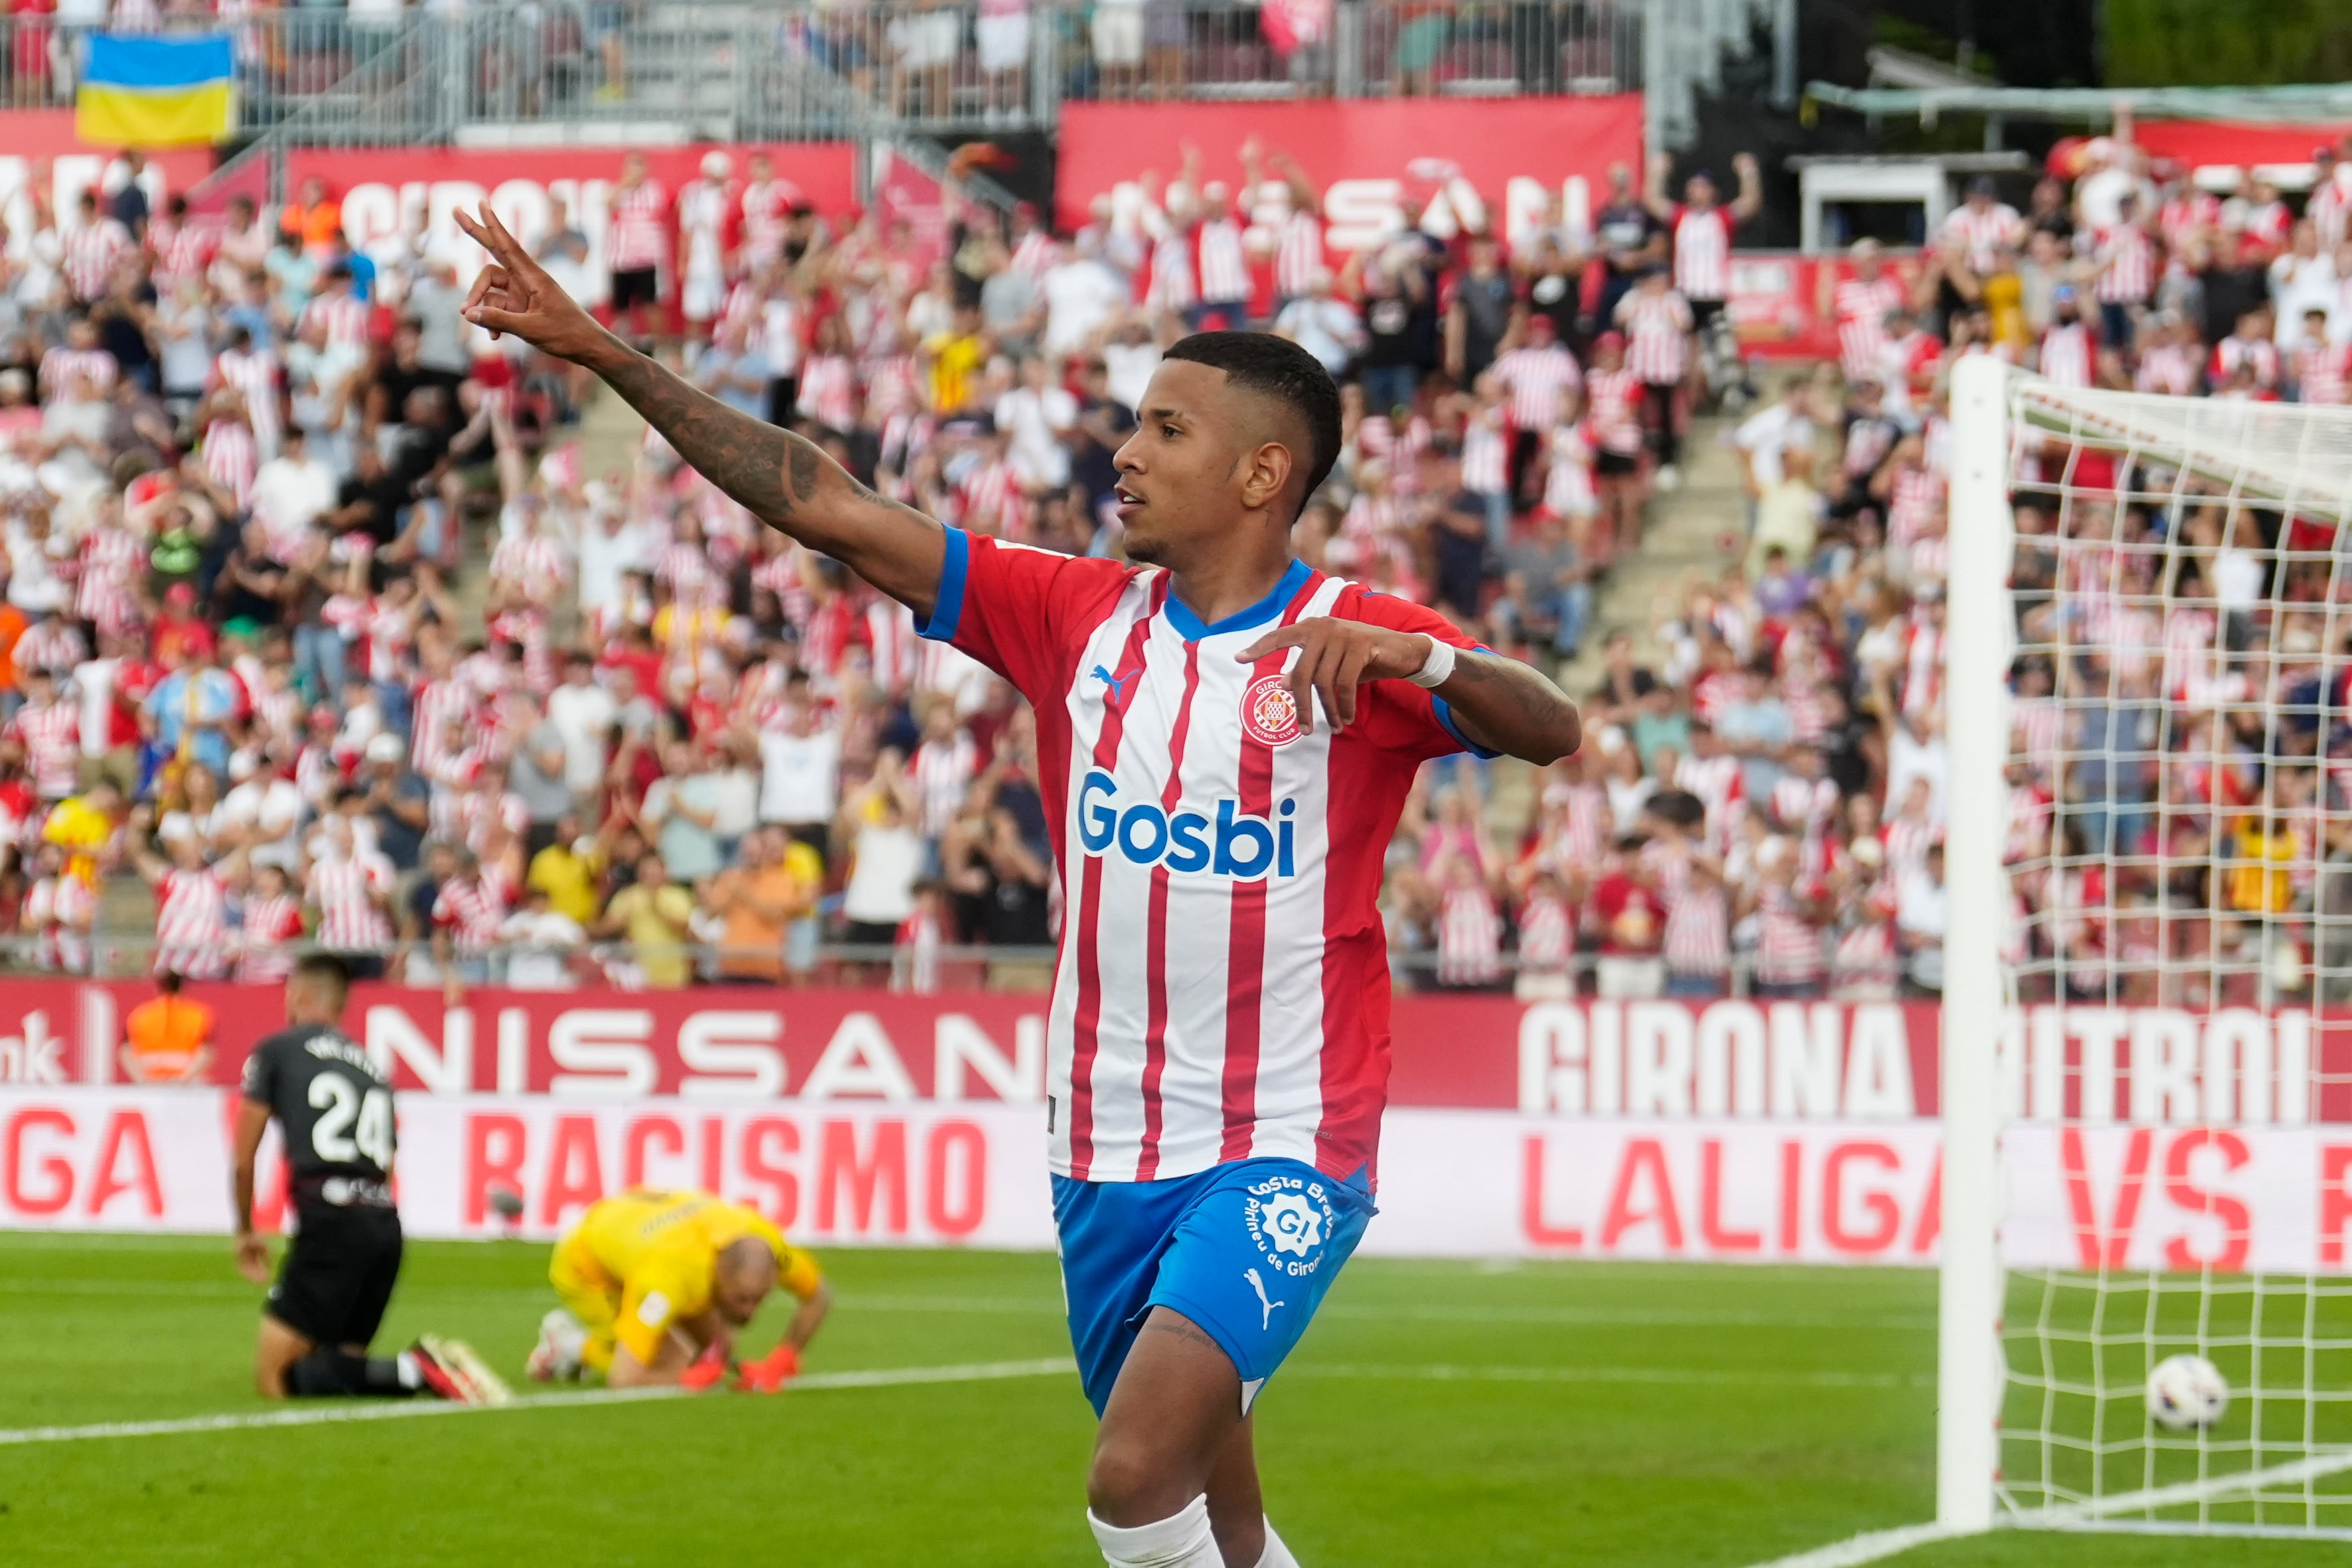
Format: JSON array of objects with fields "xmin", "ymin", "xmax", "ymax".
[{"xmin": 1241, "ymin": 673, "xmax": 1303, "ymax": 747}]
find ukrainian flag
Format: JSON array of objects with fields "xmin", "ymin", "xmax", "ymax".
[{"xmin": 76, "ymin": 33, "xmax": 236, "ymax": 148}]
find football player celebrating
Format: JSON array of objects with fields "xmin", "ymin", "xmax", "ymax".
[
  {"xmin": 528, "ymin": 1187, "xmax": 830, "ymax": 1391},
  {"xmin": 233, "ymin": 954, "xmax": 502, "ymax": 1403},
  {"xmin": 456, "ymin": 204, "xmax": 1579, "ymax": 1568}
]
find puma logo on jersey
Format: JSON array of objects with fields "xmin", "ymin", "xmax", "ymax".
[
  {"xmin": 1245, "ymin": 1268, "xmax": 1285, "ymax": 1330},
  {"xmin": 1089, "ymin": 664, "xmax": 1136, "ymax": 704}
]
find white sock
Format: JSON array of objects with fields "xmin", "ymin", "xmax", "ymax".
[
  {"xmin": 1255, "ymin": 1519, "xmax": 1300, "ymax": 1568},
  {"xmin": 1088, "ymin": 1496, "xmax": 1221, "ymax": 1568}
]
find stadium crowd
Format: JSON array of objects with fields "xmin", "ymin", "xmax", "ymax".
[{"xmin": 0, "ymin": 126, "xmax": 2341, "ymax": 1000}]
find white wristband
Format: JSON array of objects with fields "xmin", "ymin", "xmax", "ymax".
[{"xmin": 1407, "ymin": 635, "xmax": 1457, "ymax": 689}]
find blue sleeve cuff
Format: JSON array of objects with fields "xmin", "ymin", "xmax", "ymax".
[
  {"xmin": 1431, "ymin": 643, "xmax": 1501, "ymax": 758},
  {"xmin": 1431, "ymin": 696, "xmax": 1501, "ymax": 759},
  {"xmin": 917, "ymin": 526, "xmax": 971, "ymax": 643}
]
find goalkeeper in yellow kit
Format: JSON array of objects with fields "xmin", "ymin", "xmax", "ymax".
[{"xmin": 528, "ymin": 1188, "xmax": 832, "ymax": 1391}]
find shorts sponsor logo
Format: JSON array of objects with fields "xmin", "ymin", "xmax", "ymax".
[
  {"xmin": 636, "ymin": 1290, "xmax": 671, "ymax": 1328},
  {"xmin": 1241, "ymin": 674, "xmax": 1303, "ymax": 747},
  {"xmin": 1243, "ymin": 1175, "xmax": 1338, "ymax": 1279}
]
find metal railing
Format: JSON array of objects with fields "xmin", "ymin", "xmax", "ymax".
[
  {"xmin": 0, "ymin": 931, "xmax": 1930, "ymax": 1000},
  {"xmin": 0, "ymin": 4, "xmax": 1644, "ymax": 147}
]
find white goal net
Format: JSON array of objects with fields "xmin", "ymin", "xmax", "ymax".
[{"xmin": 1940, "ymin": 358, "xmax": 2352, "ymax": 1541}]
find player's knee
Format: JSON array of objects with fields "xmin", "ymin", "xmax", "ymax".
[{"xmin": 1085, "ymin": 1437, "xmax": 1182, "ymax": 1524}]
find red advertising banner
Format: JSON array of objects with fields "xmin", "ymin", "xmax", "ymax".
[
  {"xmin": 281, "ymin": 143, "xmax": 859, "ymax": 292},
  {"xmin": 2130, "ymin": 121, "xmax": 2350, "ymax": 186},
  {"xmin": 0, "ymin": 110, "xmax": 211, "ymax": 264},
  {"xmin": 3, "ymin": 980, "xmax": 2348, "ymax": 1127},
  {"xmin": 1054, "ymin": 96, "xmax": 1643, "ymax": 258},
  {"xmin": 9, "ymin": 1089, "xmax": 2352, "ymax": 1269}
]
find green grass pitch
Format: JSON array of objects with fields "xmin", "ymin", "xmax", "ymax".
[{"xmin": 0, "ymin": 1234, "xmax": 2343, "ymax": 1566}]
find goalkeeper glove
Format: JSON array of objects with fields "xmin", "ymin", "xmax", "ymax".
[
  {"xmin": 736, "ymin": 1344, "xmax": 799, "ymax": 1394},
  {"xmin": 678, "ymin": 1349, "xmax": 731, "ymax": 1391}
]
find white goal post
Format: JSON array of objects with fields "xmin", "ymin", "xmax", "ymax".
[{"xmin": 1940, "ymin": 354, "xmax": 2352, "ymax": 1541}]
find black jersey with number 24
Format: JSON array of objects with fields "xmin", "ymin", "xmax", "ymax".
[{"xmin": 240, "ymin": 1025, "xmax": 397, "ymax": 1186}]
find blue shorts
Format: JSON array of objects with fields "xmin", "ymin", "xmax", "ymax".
[{"xmin": 1052, "ymin": 1158, "xmax": 1375, "ymax": 1417}]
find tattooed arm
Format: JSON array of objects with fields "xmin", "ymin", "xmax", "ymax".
[{"xmin": 453, "ymin": 206, "xmax": 945, "ymax": 618}]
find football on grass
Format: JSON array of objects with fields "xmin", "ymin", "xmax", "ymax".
[{"xmin": 2147, "ymin": 1354, "xmax": 2230, "ymax": 1431}]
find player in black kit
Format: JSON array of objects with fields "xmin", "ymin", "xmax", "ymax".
[{"xmin": 232, "ymin": 954, "xmax": 505, "ymax": 1403}]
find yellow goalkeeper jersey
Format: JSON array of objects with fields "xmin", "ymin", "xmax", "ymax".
[{"xmin": 555, "ymin": 1188, "xmax": 821, "ymax": 1368}]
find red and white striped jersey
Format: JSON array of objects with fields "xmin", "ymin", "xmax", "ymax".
[
  {"xmin": 1549, "ymin": 781, "xmax": 1608, "ymax": 868},
  {"xmin": 2137, "ymin": 341, "xmax": 2200, "ymax": 396},
  {"xmin": 1459, "ymin": 403, "xmax": 1510, "ymax": 494},
  {"xmin": 797, "ymin": 353, "xmax": 858, "ymax": 431},
  {"xmin": 865, "ymin": 597, "xmax": 919, "ymax": 694},
  {"xmin": 2159, "ymin": 191, "xmax": 2223, "ymax": 252},
  {"xmin": 1662, "ymin": 880, "xmax": 1729, "ymax": 975},
  {"xmin": 154, "ymin": 867, "xmax": 230, "ymax": 979},
  {"xmin": 25, "ymin": 873, "xmax": 96, "ymax": 971},
  {"xmin": 62, "ymin": 217, "xmax": 131, "ymax": 301},
  {"xmin": 2213, "ymin": 333, "xmax": 2282, "ymax": 389},
  {"xmin": 1146, "ymin": 230, "xmax": 1196, "ymax": 313},
  {"xmin": 2242, "ymin": 199, "xmax": 2292, "ymax": 252},
  {"xmin": 1883, "ymin": 815, "xmax": 1939, "ymax": 876},
  {"xmin": 309, "ymin": 852, "xmax": 395, "ymax": 950},
  {"xmin": 12, "ymin": 619, "xmax": 84, "ymax": 683},
  {"xmin": 1583, "ymin": 366, "xmax": 1645, "ymax": 456},
  {"xmin": 1834, "ymin": 274, "xmax": 1907, "ymax": 380},
  {"xmin": 201, "ymin": 419, "xmax": 258, "ymax": 511},
  {"xmin": 1435, "ymin": 885, "xmax": 1503, "ymax": 986},
  {"xmin": 151, "ymin": 218, "xmax": 219, "ymax": 287},
  {"xmin": 301, "ymin": 291, "xmax": 373, "ymax": 352},
  {"xmin": 410, "ymin": 678, "xmax": 475, "ymax": 772},
  {"xmin": 1514, "ymin": 892, "xmax": 1573, "ymax": 971},
  {"xmin": 39, "ymin": 346, "xmax": 118, "ymax": 399},
  {"xmin": 2093, "ymin": 224, "xmax": 2154, "ymax": 304},
  {"xmin": 1938, "ymin": 202, "xmax": 2023, "ymax": 274},
  {"xmin": 75, "ymin": 525, "xmax": 146, "ymax": 635},
  {"xmin": 1194, "ymin": 216, "xmax": 1252, "ymax": 305},
  {"xmin": 2299, "ymin": 340, "xmax": 2352, "ymax": 406},
  {"xmin": 738, "ymin": 179, "xmax": 797, "ymax": 270},
  {"xmin": 912, "ymin": 728, "xmax": 979, "ymax": 838},
  {"xmin": 1488, "ymin": 344, "xmax": 1581, "ymax": 431},
  {"xmin": 1616, "ymin": 289, "xmax": 1693, "ymax": 384},
  {"xmin": 608, "ymin": 179, "xmax": 670, "ymax": 273},
  {"xmin": 489, "ymin": 533, "xmax": 566, "ymax": 599},
  {"xmin": 923, "ymin": 532, "xmax": 1488, "ymax": 1185},
  {"xmin": 8, "ymin": 698, "xmax": 80, "ymax": 798},
  {"xmin": 2038, "ymin": 321, "xmax": 2095, "ymax": 388},
  {"xmin": 2308, "ymin": 176, "xmax": 2352, "ymax": 249},
  {"xmin": 236, "ymin": 893, "xmax": 305, "ymax": 984},
  {"xmin": 1673, "ymin": 753, "xmax": 1743, "ymax": 846},
  {"xmin": 1752, "ymin": 883, "xmax": 1826, "ymax": 984},
  {"xmin": 432, "ymin": 874, "xmax": 510, "ymax": 955},
  {"xmin": 212, "ymin": 347, "xmax": 281, "ymax": 451},
  {"xmin": 1670, "ymin": 204, "xmax": 1735, "ymax": 301},
  {"xmin": 1273, "ymin": 208, "xmax": 1325, "ymax": 299},
  {"xmin": 1009, "ymin": 227, "xmax": 1058, "ymax": 280}
]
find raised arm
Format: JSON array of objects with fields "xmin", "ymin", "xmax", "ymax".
[{"xmin": 455, "ymin": 206, "xmax": 947, "ymax": 619}]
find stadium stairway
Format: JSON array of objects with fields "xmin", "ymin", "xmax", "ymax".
[
  {"xmin": 1556, "ymin": 410, "xmax": 1743, "ymax": 699},
  {"xmin": 1472, "ymin": 411, "xmax": 1742, "ymax": 837}
]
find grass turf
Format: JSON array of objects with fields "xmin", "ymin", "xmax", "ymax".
[{"xmin": 0, "ymin": 1234, "xmax": 2343, "ymax": 1566}]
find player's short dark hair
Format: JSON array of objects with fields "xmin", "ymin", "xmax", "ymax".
[
  {"xmin": 1162, "ymin": 331, "xmax": 1342, "ymax": 515},
  {"xmin": 293, "ymin": 953, "xmax": 351, "ymax": 996}
]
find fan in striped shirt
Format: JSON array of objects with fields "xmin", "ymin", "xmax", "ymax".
[
  {"xmin": 235, "ymin": 864, "xmax": 308, "ymax": 985},
  {"xmin": 127, "ymin": 824, "xmax": 234, "ymax": 980},
  {"xmin": 8, "ymin": 671, "xmax": 84, "ymax": 801}
]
